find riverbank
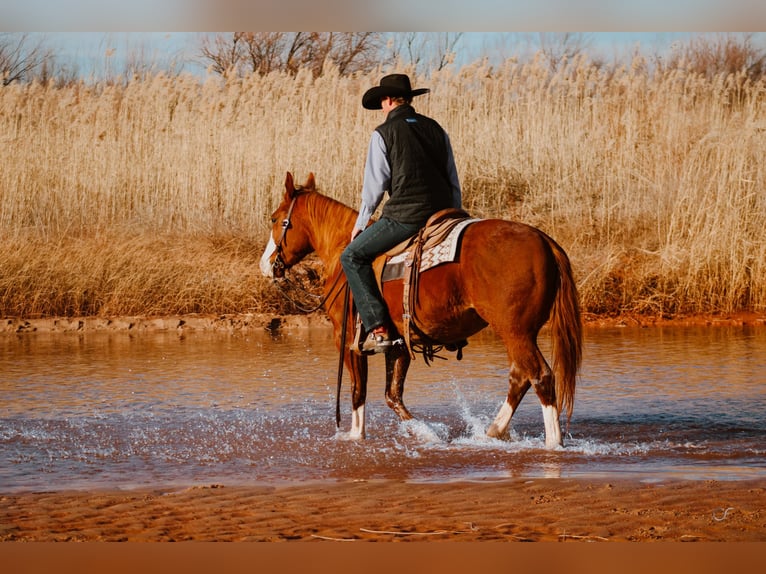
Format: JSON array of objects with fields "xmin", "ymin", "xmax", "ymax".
[{"xmin": 3, "ymin": 310, "xmax": 766, "ymax": 335}]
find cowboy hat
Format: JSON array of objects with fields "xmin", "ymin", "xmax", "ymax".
[{"xmin": 362, "ymin": 74, "xmax": 430, "ymax": 110}]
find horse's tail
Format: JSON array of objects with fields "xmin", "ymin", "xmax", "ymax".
[{"xmin": 545, "ymin": 235, "xmax": 582, "ymax": 424}]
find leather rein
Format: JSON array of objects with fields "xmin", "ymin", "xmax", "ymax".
[{"xmin": 268, "ymin": 190, "xmax": 351, "ymax": 428}]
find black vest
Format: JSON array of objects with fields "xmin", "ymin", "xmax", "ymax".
[{"xmin": 376, "ymin": 104, "xmax": 454, "ymax": 225}]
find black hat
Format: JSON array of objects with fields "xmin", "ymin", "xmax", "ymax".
[{"xmin": 362, "ymin": 74, "xmax": 430, "ymax": 110}]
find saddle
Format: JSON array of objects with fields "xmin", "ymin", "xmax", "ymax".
[
  {"xmin": 383, "ymin": 208, "xmax": 472, "ymax": 260},
  {"xmin": 366, "ymin": 208, "xmax": 478, "ymax": 361}
]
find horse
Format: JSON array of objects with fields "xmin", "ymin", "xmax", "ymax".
[{"xmin": 260, "ymin": 172, "xmax": 582, "ymax": 449}]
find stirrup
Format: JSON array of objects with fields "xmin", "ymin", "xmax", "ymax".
[
  {"xmin": 349, "ymin": 314, "xmax": 365, "ymax": 354},
  {"xmin": 361, "ymin": 330, "xmax": 394, "ymax": 354}
]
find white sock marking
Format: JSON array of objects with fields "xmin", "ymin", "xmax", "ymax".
[
  {"xmin": 487, "ymin": 399, "xmax": 514, "ymax": 438},
  {"xmin": 349, "ymin": 404, "xmax": 366, "ymax": 439},
  {"xmin": 541, "ymin": 404, "xmax": 563, "ymax": 449}
]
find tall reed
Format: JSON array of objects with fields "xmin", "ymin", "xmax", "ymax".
[{"xmin": 1, "ymin": 58, "xmax": 765, "ymax": 318}]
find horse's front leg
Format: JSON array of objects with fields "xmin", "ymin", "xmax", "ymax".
[
  {"xmin": 384, "ymin": 344, "xmax": 413, "ymax": 421},
  {"xmin": 330, "ymin": 294, "xmax": 369, "ymax": 440},
  {"xmin": 348, "ymin": 350, "xmax": 369, "ymax": 439}
]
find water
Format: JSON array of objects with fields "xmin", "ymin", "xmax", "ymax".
[{"xmin": 1, "ymin": 325, "xmax": 764, "ymax": 492}]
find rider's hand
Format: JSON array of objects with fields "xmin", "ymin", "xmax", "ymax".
[{"xmin": 350, "ymin": 227, "xmax": 362, "ymax": 242}]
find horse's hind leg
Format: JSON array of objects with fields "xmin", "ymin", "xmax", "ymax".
[
  {"xmin": 530, "ymin": 350, "xmax": 562, "ymax": 449},
  {"xmin": 487, "ymin": 336, "xmax": 562, "ymax": 449},
  {"xmin": 486, "ymin": 368, "xmax": 530, "ymax": 440},
  {"xmin": 384, "ymin": 344, "xmax": 413, "ymax": 421}
]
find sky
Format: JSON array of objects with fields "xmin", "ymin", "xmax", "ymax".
[
  {"xmin": 5, "ymin": 1, "xmax": 766, "ymax": 78},
  {"xmin": 25, "ymin": 31, "xmax": 744, "ymax": 80}
]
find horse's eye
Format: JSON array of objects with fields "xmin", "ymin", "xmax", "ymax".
[{"xmin": 271, "ymin": 217, "xmax": 277, "ymax": 224}]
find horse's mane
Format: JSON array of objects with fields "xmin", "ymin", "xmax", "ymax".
[{"xmin": 302, "ymin": 188, "xmax": 360, "ymax": 259}]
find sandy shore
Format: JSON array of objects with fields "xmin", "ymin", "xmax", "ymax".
[{"xmin": 2, "ymin": 478, "xmax": 764, "ymax": 542}]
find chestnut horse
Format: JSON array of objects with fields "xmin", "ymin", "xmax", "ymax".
[{"xmin": 260, "ymin": 172, "xmax": 582, "ymax": 449}]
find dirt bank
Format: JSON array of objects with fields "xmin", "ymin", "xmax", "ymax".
[{"xmin": 2, "ymin": 311, "xmax": 765, "ymax": 335}]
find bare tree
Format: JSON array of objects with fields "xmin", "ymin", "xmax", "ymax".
[
  {"xmin": 284, "ymin": 32, "xmax": 319, "ymax": 75},
  {"xmin": 433, "ymin": 33, "xmax": 463, "ymax": 71},
  {"xmin": 239, "ymin": 32, "xmax": 288, "ymax": 75},
  {"xmin": 0, "ymin": 33, "xmax": 53, "ymax": 85},
  {"xmin": 388, "ymin": 32, "xmax": 426, "ymax": 70},
  {"xmin": 325, "ymin": 32, "xmax": 381, "ymax": 75},
  {"xmin": 533, "ymin": 32, "xmax": 594, "ymax": 69},
  {"xmin": 663, "ymin": 33, "xmax": 766, "ymax": 81},
  {"xmin": 199, "ymin": 32, "xmax": 246, "ymax": 77},
  {"xmin": 387, "ymin": 32, "xmax": 464, "ymax": 73},
  {"xmin": 198, "ymin": 32, "xmax": 383, "ymax": 78}
]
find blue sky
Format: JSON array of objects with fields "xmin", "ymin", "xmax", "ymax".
[
  {"xmin": 32, "ymin": 32, "xmax": 728, "ymax": 78},
  {"xmin": 7, "ymin": 1, "xmax": 765, "ymax": 76},
  {"xmin": 38, "ymin": 32, "xmax": 200, "ymax": 76}
]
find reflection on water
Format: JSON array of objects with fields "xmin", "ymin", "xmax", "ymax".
[{"xmin": 1, "ymin": 325, "xmax": 765, "ymax": 492}]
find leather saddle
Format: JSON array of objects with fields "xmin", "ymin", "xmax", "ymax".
[{"xmin": 368, "ymin": 208, "xmax": 475, "ymax": 361}]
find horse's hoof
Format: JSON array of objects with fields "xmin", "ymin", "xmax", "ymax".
[
  {"xmin": 335, "ymin": 430, "xmax": 365, "ymax": 441},
  {"xmin": 485, "ymin": 426, "xmax": 510, "ymax": 441}
]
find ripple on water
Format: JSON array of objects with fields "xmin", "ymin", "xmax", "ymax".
[{"xmin": 1, "ymin": 327, "xmax": 765, "ymax": 490}]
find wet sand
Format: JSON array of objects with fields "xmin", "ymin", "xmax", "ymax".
[{"xmin": 2, "ymin": 478, "xmax": 764, "ymax": 542}]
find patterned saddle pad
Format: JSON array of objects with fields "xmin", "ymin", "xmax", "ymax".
[{"xmin": 381, "ymin": 218, "xmax": 479, "ymax": 282}]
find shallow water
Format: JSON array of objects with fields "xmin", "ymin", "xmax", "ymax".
[{"xmin": 1, "ymin": 325, "xmax": 764, "ymax": 492}]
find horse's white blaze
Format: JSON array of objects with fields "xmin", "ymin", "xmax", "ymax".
[
  {"xmin": 349, "ymin": 404, "xmax": 366, "ymax": 439},
  {"xmin": 541, "ymin": 404, "xmax": 562, "ymax": 449},
  {"xmin": 486, "ymin": 399, "xmax": 514, "ymax": 438},
  {"xmin": 259, "ymin": 236, "xmax": 277, "ymax": 277}
]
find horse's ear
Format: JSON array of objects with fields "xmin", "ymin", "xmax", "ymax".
[
  {"xmin": 284, "ymin": 171, "xmax": 296, "ymax": 199},
  {"xmin": 305, "ymin": 172, "xmax": 316, "ymax": 191}
]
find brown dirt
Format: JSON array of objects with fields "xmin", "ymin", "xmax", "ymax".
[
  {"xmin": 581, "ymin": 310, "xmax": 766, "ymax": 328},
  {"xmin": 3, "ymin": 310, "xmax": 765, "ymax": 335}
]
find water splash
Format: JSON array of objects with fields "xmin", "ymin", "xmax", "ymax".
[
  {"xmin": 2, "ymin": 327, "xmax": 766, "ymax": 491},
  {"xmin": 399, "ymin": 419, "xmax": 450, "ymax": 443}
]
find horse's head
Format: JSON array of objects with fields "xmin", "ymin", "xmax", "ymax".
[{"xmin": 259, "ymin": 172, "xmax": 317, "ymax": 278}]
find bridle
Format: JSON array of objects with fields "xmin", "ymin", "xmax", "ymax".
[
  {"xmin": 268, "ymin": 189, "xmax": 346, "ymax": 314},
  {"xmin": 270, "ymin": 193, "xmax": 299, "ymax": 279}
]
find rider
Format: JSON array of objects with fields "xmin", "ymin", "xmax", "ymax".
[{"xmin": 340, "ymin": 73, "xmax": 462, "ymax": 354}]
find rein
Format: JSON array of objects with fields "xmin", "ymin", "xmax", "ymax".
[
  {"xmin": 268, "ymin": 188, "xmax": 351, "ymax": 427},
  {"xmin": 335, "ymin": 282, "xmax": 350, "ymax": 428},
  {"xmin": 272, "ymin": 270, "xmax": 344, "ymax": 314}
]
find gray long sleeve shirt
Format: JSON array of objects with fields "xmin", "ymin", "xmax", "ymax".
[{"xmin": 353, "ymin": 130, "xmax": 462, "ymax": 232}]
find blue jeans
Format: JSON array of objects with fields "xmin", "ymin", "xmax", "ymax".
[{"xmin": 340, "ymin": 217, "xmax": 420, "ymax": 331}]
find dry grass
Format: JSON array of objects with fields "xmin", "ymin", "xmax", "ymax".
[
  {"xmin": 2, "ymin": 58, "xmax": 765, "ymax": 318},
  {"xmin": 0, "ymin": 229, "xmax": 286, "ymax": 317}
]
